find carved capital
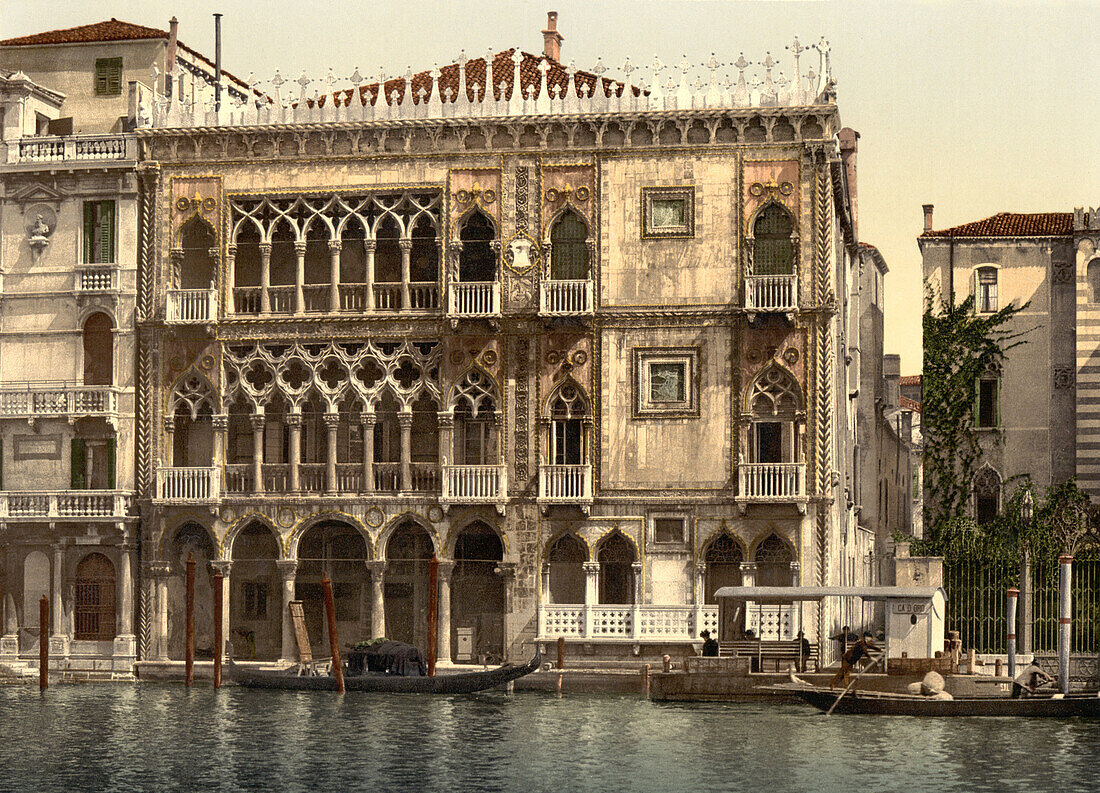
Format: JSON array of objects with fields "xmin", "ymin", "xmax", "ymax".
[
  {"xmin": 363, "ymin": 240, "xmax": 377, "ymax": 253},
  {"xmin": 284, "ymin": 412, "xmax": 302, "ymax": 428},
  {"xmin": 396, "ymin": 412, "xmax": 414, "ymax": 429},
  {"xmin": 322, "ymin": 412, "xmax": 342, "ymax": 430},
  {"xmin": 437, "ymin": 560, "xmax": 455, "ymax": 581},
  {"xmin": 360, "ymin": 412, "xmax": 377, "ymax": 428},
  {"xmin": 169, "ymin": 248, "xmax": 185, "ymax": 263},
  {"xmin": 227, "ymin": 244, "xmax": 237, "ymax": 257},
  {"xmin": 276, "ymin": 560, "xmax": 298, "ymax": 581},
  {"xmin": 398, "ymin": 238, "xmax": 414, "ymax": 252},
  {"xmin": 327, "ymin": 240, "xmax": 343, "ymax": 253},
  {"xmin": 163, "ymin": 415, "xmax": 176, "ymax": 433},
  {"xmin": 258, "ymin": 242, "xmax": 273, "ymax": 256},
  {"xmin": 294, "ymin": 241, "xmax": 308, "ymax": 255},
  {"xmin": 436, "ymin": 411, "xmax": 454, "ymax": 429},
  {"xmin": 366, "ymin": 560, "xmax": 386, "ymax": 577},
  {"xmin": 212, "ymin": 414, "xmax": 229, "ymax": 433},
  {"xmin": 249, "ymin": 413, "xmax": 266, "ymax": 431},
  {"xmin": 582, "ymin": 561, "xmax": 601, "ymax": 575},
  {"xmin": 146, "ymin": 561, "xmax": 172, "ymax": 578},
  {"xmin": 210, "ymin": 560, "xmax": 232, "ymax": 577}
]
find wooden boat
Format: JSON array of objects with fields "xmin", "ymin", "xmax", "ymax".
[
  {"xmin": 772, "ymin": 683, "xmax": 1100, "ymax": 717},
  {"xmin": 226, "ymin": 647, "xmax": 542, "ymax": 694}
]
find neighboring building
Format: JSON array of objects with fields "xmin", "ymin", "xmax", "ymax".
[
  {"xmin": 919, "ymin": 205, "xmax": 1082, "ymax": 520},
  {"xmin": 898, "ymin": 375, "xmax": 923, "ymax": 540},
  {"xmin": 0, "ymin": 20, "xmax": 235, "ymax": 677}
]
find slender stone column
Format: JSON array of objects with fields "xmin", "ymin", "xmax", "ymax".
[
  {"xmin": 210, "ymin": 560, "xmax": 232, "ymax": 659},
  {"xmin": 118, "ymin": 544, "xmax": 134, "ymax": 636},
  {"xmin": 212, "ymin": 414, "xmax": 228, "ymax": 470},
  {"xmin": 163, "ymin": 415, "xmax": 175, "ymax": 468},
  {"xmin": 226, "ymin": 244, "xmax": 237, "ymax": 314},
  {"xmin": 294, "ymin": 240, "xmax": 307, "ymax": 314},
  {"xmin": 328, "ymin": 240, "xmax": 342, "ymax": 311},
  {"xmin": 739, "ymin": 562, "xmax": 757, "ymax": 636},
  {"xmin": 694, "ymin": 562, "xmax": 706, "ymax": 635},
  {"xmin": 361, "ymin": 413, "xmax": 376, "ymax": 492},
  {"xmin": 323, "ymin": 411, "xmax": 340, "ymax": 494},
  {"xmin": 147, "ymin": 561, "xmax": 171, "ymax": 661},
  {"xmin": 398, "ymin": 238, "xmax": 413, "ymax": 308},
  {"xmin": 437, "ymin": 561, "xmax": 454, "ymax": 664},
  {"xmin": 583, "ymin": 561, "xmax": 600, "ymax": 638},
  {"xmin": 539, "ymin": 562, "xmax": 551, "ymax": 636},
  {"xmin": 285, "ymin": 411, "xmax": 302, "ymax": 492},
  {"xmin": 437, "ymin": 411, "xmax": 454, "ymax": 467},
  {"xmin": 250, "ymin": 413, "xmax": 266, "ymax": 493},
  {"xmin": 398, "ymin": 411, "xmax": 413, "ymax": 492},
  {"xmin": 367, "ymin": 560, "xmax": 386, "ymax": 638},
  {"xmin": 258, "ymin": 242, "xmax": 272, "ymax": 313},
  {"xmin": 631, "ymin": 561, "xmax": 643, "ymax": 642},
  {"xmin": 51, "ymin": 544, "xmax": 64, "ymax": 636},
  {"xmin": 497, "ymin": 562, "xmax": 516, "ymax": 660},
  {"xmin": 364, "ymin": 240, "xmax": 376, "ymax": 311},
  {"xmin": 276, "ymin": 560, "xmax": 298, "ymax": 663}
]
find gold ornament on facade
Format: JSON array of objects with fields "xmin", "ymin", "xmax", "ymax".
[
  {"xmin": 749, "ymin": 178, "xmax": 795, "ymax": 198},
  {"xmin": 365, "ymin": 506, "xmax": 385, "ymax": 528},
  {"xmin": 454, "ymin": 183, "xmax": 496, "ymax": 206},
  {"xmin": 175, "ymin": 195, "xmax": 218, "ymax": 214},
  {"xmin": 544, "ymin": 184, "xmax": 590, "ymax": 204},
  {"xmin": 503, "ymin": 230, "xmax": 540, "ymax": 274},
  {"xmin": 481, "ymin": 349, "xmax": 498, "ymax": 367},
  {"xmin": 783, "ymin": 347, "xmax": 800, "ymax": 364}
]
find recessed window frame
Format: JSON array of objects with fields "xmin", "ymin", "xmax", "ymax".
[
  {"xmin": 94, "ymin": 57, "xmax": 123, "ymax": 96},
  {"xmin": 975, "ymin": 377, "xmax": 999, "ymax": 429},
  {"xmin": 632, "ymin": 347, "xmax": 700, "ymax": 419},
  {"xmin": 651, "ymin": 514, "xmax": 688, "ymax": 546},
  {"xmin": 974, "ymin": 265, "xmax": 999, "ymax": 314},
  {"xmin": 641, "ymin": 186, "xmax": 695, "ymax": 239}
]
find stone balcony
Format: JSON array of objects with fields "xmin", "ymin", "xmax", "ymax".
[
  {"xmin": 231, "ymin": 282, "xmax": 441, "ymax": 316},
  {"xmin": 165, "ymin": 289, "xmax": 217, "ymax": 324},
  {"xmin": 155, "ymin": 467, "xmax": 221, "ymax": 503},
  {"xmin": 449, "ymin": 281, "xmax": 500, "ymax": 318},
  {"xmin": 538, "ymin": 464, "xmax": 593, "ymax": 512},
  {"xmin": 440, "ymin": 464, "xmax": 508, "ymax": 513},
  {"xmin": 539, "ymin": 604, "xmax": 719, "ymax": 642},
  {"xmin": 75, "ymin": 265, "xmax": 120, "ymax": 295},
  {"xmin": 540, "ymin": 279, "xmax": 594, "ymax": 317},
  {"xmin": 0, "ymin": 383, "xmax": 118, "ymax": 422},
  {"xmin": 2, "ymin": 134, "xmax": 135, "ymax": 166},
  {"xmin": 736, "ymin": 462, "xmax": 807, "ymax": 512},
  {"xmin": 0, "ymin": 490, "xmax": 132, "ymax": 520},
  {"xmin": 744, "ymin": 274, "xmax": 798, "ymax": 313}
]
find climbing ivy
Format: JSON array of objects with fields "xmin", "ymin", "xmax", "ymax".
[{"xmin": 922, "ymin": 288, "xmax": 1030, "ymax": 545}]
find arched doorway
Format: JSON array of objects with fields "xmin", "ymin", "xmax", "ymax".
[
  {"xmin": 451, "ymin": 521, "xmax": 504, "ymax": 663},
  {"xmin": 296, "ymin": 521, "xmax": 370, "ymax": 651},
  {"xmin": 546, "ymin": 534, "xmax": 585, "ymax": 604},
  {"xmin": 597, "ymin": 532, "xmax": 635, "ymax": 605},
  {"xmin": 704, "ymin": 533, "xmax": 743, "ymax": 604},
  {"xmin": 167, "ymin": 523, "xmax": 216, "ymax": 659},
  {"xmin": 83, "ymin": 313, "xmax": 113, "ymax": 386},
  {"xmin": 74, "ymin": 553, "xmax": 116, "ymax": 641},
  {"xmin": 384, "ymin": 522, "xmax": 434, "ymax": 650},
  {"xmin": 230, "ymin": 522, "xmax": 281, "ymax": 660}
]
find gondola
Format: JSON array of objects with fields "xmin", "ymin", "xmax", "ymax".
[
  {"xmin": 226, "ymin": 647, "xmax": 542, "ymax": 693},
  {"xmin": 772, "ymin": 683, "xmax": 1100, "ymax": 717}
]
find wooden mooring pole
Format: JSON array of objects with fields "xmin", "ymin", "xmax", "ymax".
[
  {"xmin": 557, "ymin": 636, "xmax": 565, "ymax": 669},
  {"xmin": 321, "ymin": 572, "xmax": 345, "ymax": 693},
  {"xmin": 185, "ymin": 553, "xmax": 195, "ymax": 687},
  {"xmin": 213, "ymin": 570, "xmax": 224, "ymax": 689},
  {"xmin": 427, "ymin": 555, "xmax": 438, "ymax": 676},
  {"xmin": 39, "ymin": 596, "xmax": 48, "ymax": 691}
]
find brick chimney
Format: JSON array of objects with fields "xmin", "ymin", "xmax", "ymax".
[
  {"xmin": 922, "ymin": 204, "xmax": 934, "ymax": 233},
  {"xmin": 165, "ymin": 16, "xmax": 179, "ymax": 94},
  {"xmin": 542, "ymin": 11, "xmax": 563, "ymax": 61}
]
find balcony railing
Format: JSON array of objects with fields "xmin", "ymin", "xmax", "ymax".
[
  {"xmin": 738, "ymin": 463, "xmax": 806, "ymax": 500},
  {"xmin": 222, "ymin": 462, "xmax": 439, "ymax": 495},
  {"xmin": 538, "ymin": 464, "xmax": 593, "ymax": 506},
  {"xmin": 5, "ymin": 134, "xmax": 134, "ymax": 164},
  {"xmin": 166, "ymin": 289, "xmax": 216, "ymax": 324},
  {"xmin": 538, "ymin": 605, "xmax": 719, "ymax": 640},
  {"xmin": 744, "ymin": 274, "xmax": 798, "ymax": 312},
  {"xmin": 374, "ymin": 283, "xmax": 402, "ymax": 310},
  {"xmin": 441, "ymin": 464, "xmax": 508, "ymax": 509},
  {"xmin": 156, "ymin": 467, "xmax": 220, "ymax": 502},
  {"xmin": 449, "ymin": 281, "xmax": 500, "ymax": 317},
  {"xmin": 0, "ymin": 384, "xmax": 117, "ymax": 419},
  {"xmin": 269, "ymin": 286, "xmax": 295, "ymax": 313},
  {"xmin": 0, "ymin": 491, "xmax": 132, "ymax": 519},
  {"xmin": 75, "ymin": 265, "xmax": 119, "ymax": 294},
  {"xmin": 339, "ymin": 284, "xmax": 369, "ymax": 311},
  {"xmin": 540, "ymin": 279, "xmax": 594, "ymax": 316}
]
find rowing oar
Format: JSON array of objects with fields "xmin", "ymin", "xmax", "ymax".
[{"xmin": 826, "ymin": 651, "xmax": 884, "ymax": 716}]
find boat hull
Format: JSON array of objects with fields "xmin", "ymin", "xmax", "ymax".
[
  {"xmin": 778, "ymin": 685, "xmax": 1100, "ymax": 717},
  {"xmin": 227, "ymin": 650, "xmax": 541, "ymax": 694}
]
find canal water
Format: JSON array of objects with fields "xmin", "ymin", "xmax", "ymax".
[{"xmin": 1, "ymin": 685, "xmax": 1098, "ymax": 793}]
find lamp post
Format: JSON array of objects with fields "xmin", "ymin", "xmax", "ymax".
[{"xmin": 1019, "ymin": 488, "xmax": 1034, "ymax": 655}]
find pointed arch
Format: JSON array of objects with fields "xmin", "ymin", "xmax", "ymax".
[
  {"xmin": 746, "ymin": 363, "xmax": 803, "ymax": 415},
  {"xmin": 547, "ymin": 205, "xmax": 591, "ymax": 281},
  {"xmin": 545, "ymin": 530, "xmax": 587, "ymax": 605},
  {"xmin": 168, "ymin": 369, "xmax": 218, "ymax": 419},
  {"xmin": 974, "ymin": 465, "xmax": 1001, "ymax": 525},
  {"xmin": 748, "ymin": 200, "xmax": 796, "ymax": 277},
  {"xmin": 287, "ymin": 511, "xmax": 374, "ymax": 560},
  {"xmin": 702, "ymin": 530, "xmax": 745, "ymax": 605},
  {"xmin": 545, "ymin": 376, "xmax": 591, "ymax": 418},
  {"xmin": 596, "ymin": 529, "xmax": 636, "ymax": 605},
  {"xmin": 752, "ymin": 531, "xmax": 796, "ymax": 587},
  {"xmin": 177, "ymin": 213, "xmax": 218, "ymax": 290},
  {"xmin": 456, "ymin": 207, "xmax": 498, "ymax": 283},
  {"xmin": 376, "ymin": 512, "xmax": 441, "ymax": 561}
]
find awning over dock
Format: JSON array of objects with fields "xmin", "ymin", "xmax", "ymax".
[{"xmin": 714, "ymin": 586, "xmax": 946, "ymax": 604}]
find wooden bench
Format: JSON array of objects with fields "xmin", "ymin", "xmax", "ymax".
[{"xmin": 718, "ymin": 640, "xmax": 819, "ymax": 672}]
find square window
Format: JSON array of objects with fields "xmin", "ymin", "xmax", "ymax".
[
  {"xmin": 633, "ymin": 347, "xmax": 700, "ymax": 418},
  {"xmin": 641, "ymin": 186, "xmax": 695, "ymax": 238},
  {"xmin": 653, "ymin": 516, "xmax": 686, "ymax": 544},
  {"xmin": 95, "ymin": 57, "xmax": 123, "ymax": 96}
]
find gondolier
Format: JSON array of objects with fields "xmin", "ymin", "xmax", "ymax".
[{"xmin": 829, "ymin": 633, "xmax": 878, "ymax": 689}]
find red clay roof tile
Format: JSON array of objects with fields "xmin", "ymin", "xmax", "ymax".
[
  {"xmin": 0, "ymin": 18, "xmax": 167, "ymax": 46},
  {"xmin": 922, "ymin": 212, "xmax": 1072, "ymax": 238}
]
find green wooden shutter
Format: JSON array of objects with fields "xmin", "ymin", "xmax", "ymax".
[
  {"xmin": 71, "ymin": 438, "xmax": 86, "ymax": 490},
  {"xmin": 83, "ymin": 203, "xmax": 95, "ymax": 264},
  {"xmin": 107, "ymin": 438, "xmax": 116, "ymax": 490},
  {"xmin": 98, "ymin": 201, "xmax": 115, "ymax": 263}
]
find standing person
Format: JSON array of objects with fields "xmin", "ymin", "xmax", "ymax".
[
  {"xmin": 797, "ymin": 631, "xmax": 812, "ymax": 672},
  {"xmin": 829, "ymin": 632, "xmax": 878, "ymax": 689},
  {"xmin": 1012, "ymin": 659, "xmax": 1054, "ymax": 698},
  {"xmin": 700, "ymin": 630, "xmax": 719, "ymax": 657}
]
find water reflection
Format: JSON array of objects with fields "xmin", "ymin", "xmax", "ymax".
[{"xmin": 1, "ymin": 687, "xmax": 1098, "ymax": 793}]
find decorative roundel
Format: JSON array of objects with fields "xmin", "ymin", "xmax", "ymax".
[
  {"xmin": 481, "ymin": 349, "xmax": 498, "ymax": 367},
  {"xmin": 746, "ymin": 349, "xmax": 760, "ymax": 363},
  {"xmin": 779, "ymin": 181, "xmax": 794, "ymax": 196},
  {"xmin": 277, "ymin": 506, "xmax": 296, "ymax": 528},
  {"xmin": 169, "ymin": 356, "xmax": 184, "ymax": 372},
  {"xmin": 748, "ymin": 183, "xmax": 766, "ymax": 197},
  {"xmin": 455, "ymin": 189, "xmax": 471, "ymax": 204},
  {"xmin": 202, "ymin": 197, "xmax": 217, "ymax": 212},
  {"xmin": 784, "ymin": 347, "xmax": 800, "ymax": 364},
  {"xmin": 544, "ymin": 188, "xmax": 559, "ymax": 203},
  {"xmin": 219, "ymin": 505, "xmax": 236, "ymax": 524},
  {"xmin": 575, "ymin": 186, "xmax": 591, "ymax": 201},
  {"xmin": 365, "ymin": 506, "xmax": 385, "ymax": 529},
  {"xmin": 449, "ymin": 350, "xmax": 465, "ymax": 365},
  {"xmin": 427, "ymin": 505, "xmax": 444, "ymax": 523},
  {"xmin": 481, "ymin": 189, "xmax": 497, "ymax": 205},
  {"xmin": 200, "ymin": 355, "xmax": 216, "ymax": 371},
  {"xmin": 571, "ymin": 350, "xmax": 588, "ymax": 366},
  {"xmin": 561, "ymin": 384, "xmax": 577, "ymax": 401},
  {"xmin": 547, "ymin": 350, "xmax": 562, "ymax": 365},
  {"xmin": 175, "ymin": 197, "xmax": 191, "ymax": 212}
]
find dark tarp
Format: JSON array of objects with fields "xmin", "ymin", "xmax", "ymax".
[{"xmin": 347, "ymin": 641, "xmax": 427, "ymax": 677}]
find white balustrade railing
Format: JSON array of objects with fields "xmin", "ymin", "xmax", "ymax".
[
  {"xmin": 7, "ymin": 134, "xmax": 133, "ymax": 163},
  {"xmin": 156, "ymin": 467, "xmax": 220, "ymax": 501},
  {"xmin": 449, "ymin": 281, "xmax": 499, "ymax": 317},
  {"xmin": 745, "ymin": 604, "xmax": 799, "ymax": 641},
  {"xmin": 409, "ymin": 282, "xmax": 440, "ymax": 310},
  {"xmin": 441, "ymin": 464, "xmax": 507, "ymax": 505},
  {"xmin": 540, "ymin": 279, "xmax": 593, "ymax": 316},
  {"xmin": 745, "ymin": 274, "xmax": 798, "ymax": 311},
  {"xmin": 339, "ymin": 283, "xmax": 369, "ymax": 311},
  {"xmin": 166, "ymin": 289, "xmax": 216, "ymax": 323},
  {"xmin": 232, "ymin": 287, "xmax": 262, "ymax": 314},
  {"xmin": 269, "ymin": 286, "xmax": 295, "ymax": 313},
  {"xmin": 140, "ymin": 40, "xmax": 836, "ymax": 130},
  {"xmin": 538, "ymin": 464, "xmax": 592, "ymax": 503},
  {"xmin": 590, "ymin": 606, "xmax": 633, "ymax": 638},
  {"xmin": 374, "ymin": 283, "xmax": 403, "ymax": 310},
  {"xmin": 0, "ymin": 491, "xmax": 132, "ymax": 519},
  {"xmin": 738, "ymin": 463, "xmax": 806, "ymax": 499},
  {"xmin": 0, "ymin": 384, "xmax": 116, "ymax": 418},
  {"xmin": 75, "ymin": 265, "xmax": 118, "ymax": 293},
  {"xmin": 539, "ymin": 604, "xmax": 718, "ymax": 640}
]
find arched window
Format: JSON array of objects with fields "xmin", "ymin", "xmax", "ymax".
[
  {"xmin": 752, "ymin": 204, "xmax": 794, "ymax": 275},
  {"xmin": 549, "ymin": 210, "xmax": 589, "ymax": 280},
  {"xmin": 452, "ymin": 370, "xmax": 498, "ymax": 466},
  {"xmin": 74, "ymin": 553, "xmax": 116, "ymax": 641},
  {"xmin": 83, "ymin": 312, "xmax": 113, "ymax": 386},
  {"xmin": 374, "ymin": 215, "xmax": 401, "ymax": 283},
  {"xmin": 410, "ymin": 216, "xmax": 439, "ymax": 284},
  {"xmin": 547, "ymin": 534, "xmax": 585, "ymax": 604},
  {"xmin": 1089, "ymin": 259, "xmax": 1100, "ymax": 304},
  {"xmin": 169, "ymin": 374, "xmax": 216, "ymax": 467},
  {"xmin": 179, "ymin": 216, "xmax": 217, "ymax": 290},
  {"xmin": 231, "ymin": 522, "xmax": 281, "ymax": 660},
  {"xmin": 704, "ymin": 534, "xmax": 743, "ymax": 604},
  {"xmin": 748, "ymin": 367, "xmax": 803, "ymax": 464},
  {"xmin": 232, "ymin": 222, "xmax": 262, "ymax": 313},
  {"xmin": 754, "ymin": 534, "xmax": 795, "ymax": 587},
  {"xmin": 458, "ymin": 210, "xmax": 497, "ymax": 282},
  {"xmin": 549, "ymin": 383, "xmax": 588, "ymax": 466},
  {"xmin": 974, "ymin": 467, "xmax": 1000, "ymax": 525},
  {"xmin": 597, "ymin": 532, "xmax": 636, "ymax": 605},
  {"xmin": 975, "ymin": 266, "xmax": 998, "ymax": 313}
]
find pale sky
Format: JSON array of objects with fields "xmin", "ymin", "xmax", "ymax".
[{"xmin": 6, "ymin": 0, "xmax": 1099, "ymax": 374}]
